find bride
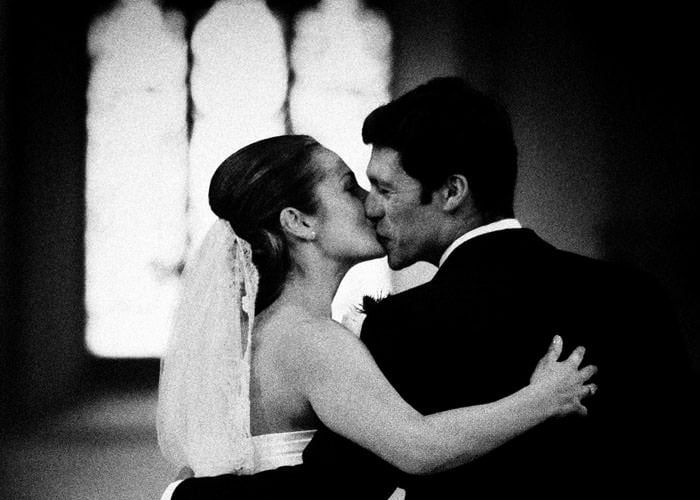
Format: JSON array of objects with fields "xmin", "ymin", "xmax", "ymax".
[{"xmin": 157, "ymin": 135, "xmax": 596, "ymax": 493}]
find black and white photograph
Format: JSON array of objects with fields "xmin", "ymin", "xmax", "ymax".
[{"xmin": 1, "ymin": 1, "xmax": 698, "ymax": 498}]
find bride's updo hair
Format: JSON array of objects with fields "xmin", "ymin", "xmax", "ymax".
[{"xmin": 209, "ymin": 135, "xmax": 324, "ymax": 312}]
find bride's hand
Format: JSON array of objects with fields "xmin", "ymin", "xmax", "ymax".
[{"xmin": 529, "ymin": 335, "xmax": 598, "ymax": 418}]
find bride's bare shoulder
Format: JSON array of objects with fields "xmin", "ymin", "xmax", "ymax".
[
  {"xmin": 266, "ymin": 307, "xmax": 364, "ymax": 364},
  {"xmin": 294, "ymin": 315, "xmax": 357, "ymax": 346},
  {"xmin": 277, "ymin": 315, "xmax": 370, "ymax": 393}
]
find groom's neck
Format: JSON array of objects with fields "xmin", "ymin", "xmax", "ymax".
[
  {"xmin": 438, "ymin": 213, "xmax": 486, "ymax": 250},
  {"xmin": 427, "ymin": 213, "xmax": 508, "ymax": 265}
]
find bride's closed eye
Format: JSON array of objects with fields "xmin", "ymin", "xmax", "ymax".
[
  {"xmin": 374, "ymin": 183, "xmax": 394, "ymax": 197},
  {"xmin": 344, "ymin": 177, "xmax": 366, "ymax": 199}
]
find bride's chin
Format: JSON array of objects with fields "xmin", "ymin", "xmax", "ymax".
[
  {"xmin": 363, "ymin": 247, "xmax": 387, "ymax": 261},
  {"xmin": 370, "ymin": 246, "xmax": 387, "ymax": 259}
]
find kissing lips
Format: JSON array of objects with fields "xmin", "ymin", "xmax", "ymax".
[{"xmin": 375, "ymin": 234, "xmax": 391, "ymax": 249}]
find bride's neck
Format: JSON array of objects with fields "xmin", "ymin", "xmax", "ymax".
[{"xmin": 276, "ymin": 257, "xmax": 347, "ymax": 318}]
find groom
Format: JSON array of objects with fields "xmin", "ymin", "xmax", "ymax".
[{"xmin": 168, "ymin": 77, "xmax": 695, "ymax": 498}]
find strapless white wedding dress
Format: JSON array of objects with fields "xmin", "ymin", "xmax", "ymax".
[
  {"xmin": 159, "ymin": 430, "xmax": 315, "ymax": 500},
  {"xmin": 248, "ymin": 429, "xmax": 316, "ymax": 472},
  {"xmin": 250, "ymin": 430, "xmax": 404, "ymax": 499},
  {"xmin": 160, "ymin": 429, "xmax": 405, "ymax": 499}
]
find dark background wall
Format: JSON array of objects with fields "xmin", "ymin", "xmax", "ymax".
[
  {"xmin": 1, "ymin": 1, "xmax": 92, "ymax": 429},
  {"xmin": 1, "ymin": 0, "xmax": 698, "ymax": 427},
  {"xmin": 1, "ymin": 0, "xmax": 12, "ymax": 426}
]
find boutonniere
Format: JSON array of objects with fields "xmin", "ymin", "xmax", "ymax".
[
  {"xmin": 359, "ymin": 293, "xmax": 390, "ymax": 315},
  {"xmin": 340, "ymin": 294, "xmax": 390, "ymax": 336}
]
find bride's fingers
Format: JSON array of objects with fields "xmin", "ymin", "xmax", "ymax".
[
  {"xmin": 566, "ymin": 346, "xmax": 586, "ymax": 367},
  {"xmin": 545, "ymin": 335, "xmax": 563, "ymax": 363},
  {"xmin": 577, "ymin": 364, "xmax": 598, "ymax": 382},
  {"xmin": 580, "ymin": 383, "xmax": 598, "ymax": 400},
  {"xmin": 573, "ymin": 400, "xmax": 589, "ymax": 417},
  {"xmin": 534, "ymin": 335, "xmax": 562, "ymax": 375},
  {"xmin": 537, "ymin": 335, "xmax": 563, "ymax": 368}
]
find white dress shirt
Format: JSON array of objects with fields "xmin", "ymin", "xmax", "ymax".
[{"xmin": 438, "ymin": 218, "xmax": 522, "ymax": 267}]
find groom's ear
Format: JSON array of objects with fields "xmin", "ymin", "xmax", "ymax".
[
  {"xmin": 440, "ymin": 174, "xmax": 469, "ymax": 212},
  {"xmin": 280, "ymin": 207, "xmax": 316, "ymax": 241}
]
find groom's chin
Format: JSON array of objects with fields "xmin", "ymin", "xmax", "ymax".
[
  {"xmin": 386, "ymin": 249, "xmax": 428, "ymax": 270},
  {"xmin": 386, "ymin": 254, "xmax": 410, "ymax": 271}
]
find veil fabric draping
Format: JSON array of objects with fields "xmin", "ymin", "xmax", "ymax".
[{"xmin": 157, "ymin": 219, "xmax": 259, "ymax": 477}]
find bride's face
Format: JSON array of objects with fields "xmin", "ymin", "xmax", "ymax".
[{"xmin": 311, "ymin": 147, "xmax": 385, "ymax": 265}]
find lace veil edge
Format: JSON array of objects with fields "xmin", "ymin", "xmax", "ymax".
[{"xmin": 157, "ymin": 219, "xmax": 259, "ymax": 476}]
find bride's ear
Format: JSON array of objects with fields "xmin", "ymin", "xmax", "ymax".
[
  {"xmin": 440, "ymin": 174, "xmax": 469, "ymax": 213},
  {"xmin": 280, "ymin": 207, "xmax": 317, "ymax": 241}
]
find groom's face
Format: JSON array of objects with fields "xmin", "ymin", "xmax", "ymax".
[{"xmin": 365, "ymin": 147, "xmax": 441, "ymax": 269}]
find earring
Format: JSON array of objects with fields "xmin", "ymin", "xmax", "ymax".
[{"xmin": 310, "ymin": 231, "xmax": 316, "ymax": 240}]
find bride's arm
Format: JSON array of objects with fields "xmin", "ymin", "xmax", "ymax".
[{"xmin": 285, "ymin": 320, "xmax": 596, "ymax": 476}]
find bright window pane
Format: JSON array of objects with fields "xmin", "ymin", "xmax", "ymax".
[
  {"xmin": 85, "ymin": 0, "xmax": 189, "ymax": 357},
  {"xmin": 188, "ymin": 0, "xmax": 288, "ymax": 249},
  {"xmin": 85, "ymin": 0, "xmax": 394, "ymax": 357}
]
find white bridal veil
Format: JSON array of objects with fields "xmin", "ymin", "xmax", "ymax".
[{"xmin": 157, "ymin": 219, "xmax": 259, "ymax": 476}]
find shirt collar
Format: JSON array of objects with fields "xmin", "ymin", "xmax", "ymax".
[{"xmin": 438, "ymin": 218, "xmax": 522, "ymax": 268}]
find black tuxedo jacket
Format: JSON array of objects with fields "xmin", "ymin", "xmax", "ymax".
[{"xmin": 173, "ymin": 229, "xmax": 696, "ymax": 499}]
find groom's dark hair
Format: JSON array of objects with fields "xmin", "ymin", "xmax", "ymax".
[{"xmin": 362, "ymin": 77, "xmax": 517, "ymax": 219}]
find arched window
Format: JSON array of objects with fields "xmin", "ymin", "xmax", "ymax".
[
  {"xmin": 85, "ymin": 0, "xmax": 392, "ymax": 357},
  {"xmin": 86, "ymin": 0, "xmax": 189, "ymax": 357}
]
